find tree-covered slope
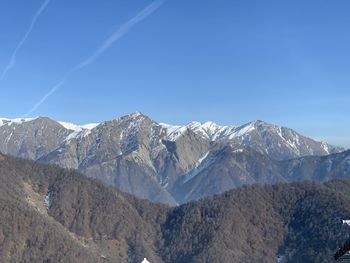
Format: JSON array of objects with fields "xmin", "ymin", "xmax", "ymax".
[{"xmin": 1, "ymin": 152, "xmax": 349, "ymax": 262}]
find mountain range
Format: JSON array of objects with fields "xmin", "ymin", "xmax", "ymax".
[
  {"xmin": 0, "ymin": 153, "xmax": 349, "ymax": 263},
  {"xmin": 0, "ymin": 113, "xmax": 348, "ymax": 205}
]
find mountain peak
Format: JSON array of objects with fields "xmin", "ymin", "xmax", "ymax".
[
  {"xmin": 113, "ymin": 112, "xmax": 154, "ymax": 124},
  {"xmin": 128, "ymin": 111, "xmax": 147, "ymax": 119},
  {"xmin": 249, "ymin": 119, "xmax": 268, "ymax": 127}
]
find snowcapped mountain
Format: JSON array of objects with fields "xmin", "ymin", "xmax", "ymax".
[
  {"xmin": 0, "ymin": 113, "xmax": 346, "ymax": 204},
  {"xmin": 162, "ymin": 119, "xmax": 339, "ymax": 159}
]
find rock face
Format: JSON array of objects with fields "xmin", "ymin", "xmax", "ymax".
[
  {"xmin": 0, "ymin": 113, "xmax": 346, "ymax": 204},
  {"xmin": 0, "ymin": 117, "xmax": 71, "ymax": 160},
  {"xmin": 1, "ymin": 153, "xmax": 350, "ymax": 263}
]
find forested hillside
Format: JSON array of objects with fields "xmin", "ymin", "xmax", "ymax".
[{"xmin": 0, "ymin": 153, "xmax": 349, "ymax": 262}]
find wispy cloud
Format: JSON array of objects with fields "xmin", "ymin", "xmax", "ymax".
[
  {"xmin": 24, "ymin": 0, "xmax": 165, "ymax": 117},
  {"xmin": 0, "ymin": 0, "xmax": 50, "ymax": 81}
]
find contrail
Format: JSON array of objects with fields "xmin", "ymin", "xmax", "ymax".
[
  {"xmin": 0, "ymin": 0, "xmax": 50, "ymax": 81},
  {"xmin": 23, "ymin": 79, "xmax": 65, "ymax": 117},
  {"xmin": 24, "ymin": 0, "xmax": 165, "ymax": 117},
  {"xmin": 74, "ymin": 0, "xmax": 165, "ymax": 70}
]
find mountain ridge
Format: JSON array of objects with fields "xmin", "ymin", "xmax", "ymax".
[
  {"xmin": 1, "ymin": 113, "xmax": 343, "ymax": 150},
  {"xmin": 0, "ymin": 113, "xmax": 347, "ymax": 204}
]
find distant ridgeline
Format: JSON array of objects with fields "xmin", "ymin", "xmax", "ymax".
[{"xmin": 1, "ymin": 153, "xmax": 350, "ymax": 262}]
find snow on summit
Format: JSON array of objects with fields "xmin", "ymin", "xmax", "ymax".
[
  {"xmin": 0, "ymin": 117, "xmax": 38, "ymax": 127},
  {"xmin": 0, "ymin": 114, "xmax": 344, "ymax": 155},
  {"xmin": 161, "ymin": 121, "xmax": 238, "ymax": 141},
  {"xmin": 58, "ymin": 121, "xmax": 99, "ymax": 131}
]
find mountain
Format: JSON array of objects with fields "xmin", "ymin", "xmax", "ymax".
[
  {"xmin": 1, "ymin": 153, "xmax": 350, "ymax": 262},
  {"xmin": 0, "ymin": 117, "xmax": 72, "ymax": 160},
  {"xmin": 0, "ymin": 113, "xmax": 346, "ymax": 204},
  {"xmin": 163, "ymin": 119, "xmax": 341, "ymax": 160}
]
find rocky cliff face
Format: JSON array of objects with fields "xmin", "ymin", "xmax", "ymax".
[
  {"xmin": 0, "ymin": 113, "xmax": 346, "ymax": 204},
  {"xmin": 0, "ymin": 117, "xmax": 71, "ymax": 160}
]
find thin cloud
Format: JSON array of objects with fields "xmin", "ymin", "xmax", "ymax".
[
  {"xmin": 0, "ymin": 0, "xmax": 50, "ymax": 81},
  {"xmin": 24, "ymin": 0, "xmax": 165, "ymax": 117}
]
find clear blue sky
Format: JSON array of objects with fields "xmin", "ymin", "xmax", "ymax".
[{"xmin": 0, "ymin": 0, "xmax": 349, "ymax": 147}]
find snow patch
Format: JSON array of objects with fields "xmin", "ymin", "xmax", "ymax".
[
  {"xmin": 82, "ymin": 123, "xmax": 99, "ymax": 129},
  {"xmin": 44, "ymin": 191, "xmax": 51, "ymax": 211},
  {"xmin": 64, "ymin": 130, "xmax": 82, "ymax": 141},
  {"xmin": 58, "ymin": 121, "xmax": 82, "ymax": 131},
  {"xmin": 197, "ymin": 151, "xmax": 209, "ymax": 164},
  {"xmin": 232, "ymin": 148, "xmax": 244, "ymax": 153},
  {"xmin": 229, "ymin": 122, "xmax": 255, "ymax": 139},
  {"xmin": 61, "ymin": 122, "xmax": 98, "ymax": 142},
  {"xmin": 184, "ymin": 152, "xmax": 215, "ymax": 183},
  {"xmin": 321, "ymin": 142, "xmax": 330, "ymax": 154},
  {"xmin": 277, "ymin": 126, "xmax": 284, "ymax": 139},
  {"xmin": 58, "ymin": 121, "xmax": 99, "ymax": 131},
  {"xmin": 5, "ymin": 131, "xmax": 13, "ymax": 144},
  {"xmin": 161, "ymin": 121, "xmax": 238, "ymax": 141},
  {"xmin": 161, "ymin": 123, "xmax": 187, "ymax": 141}
]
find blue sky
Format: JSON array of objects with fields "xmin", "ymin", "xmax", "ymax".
[{"xmin": 0, "ymin": 0, "xmax": 349, "ymax": 147}]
